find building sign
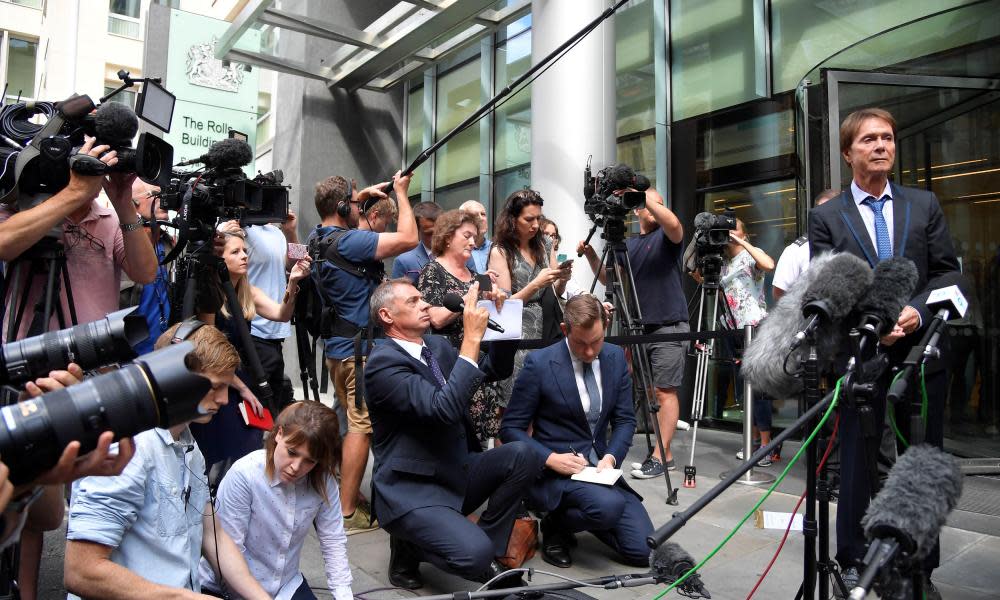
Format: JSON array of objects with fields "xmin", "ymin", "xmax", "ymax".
[{"xmin": 165, "ymin": 10, "xmax": 259, "ymax": 176}]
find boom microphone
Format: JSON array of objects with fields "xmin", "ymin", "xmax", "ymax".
[
  {"xmin": 853, "ymin": 257, "xmax": 919, "ymax": 346},
  {"xmin": 93, "ymin": 101, "xmax": 139, "ymax": 146},
  {"xmin": 442, "ymin": 293, "xmax": 504, "ymax": 333},
  {"xmin": 743, "ymin": 253, "xmax": 868, "ymax": 398},
  {"xmin": 849, "ymin": 445, "xmax": 962, "ymax": 599},
  {"xmin": 649, "ymin": 542, "xmax": 711, "ymax": 598},
  {"xmin": 176, "ymin": 137, "xmax": 253, "ymax": 169}
]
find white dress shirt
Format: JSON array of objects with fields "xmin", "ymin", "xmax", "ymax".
[
  {"xmin": 850, "ymin": 180, "xmax": 895, "ymax": 254},
  {"xmin": 393, "ymin": 337, "xmax": 478, "ymax": 368},
  {"xmin": 198, "ymin": 450, "xmax": 352, "ymax": 600},
  {"xmin": 772, "ymin": 239, "xmax": 811, "ymax": 293},
  {"xmin": 565, "ymin": 339, "xmax": 602, "ymax": 415}
]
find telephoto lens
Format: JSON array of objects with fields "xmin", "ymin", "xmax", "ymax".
[
  {"xmin": 0, "ymin": 308, "xmax": 148, "ymax": 386},
  {"xmin": 0, "ymin": 342, "xmax": 210, "ymax": 485}
]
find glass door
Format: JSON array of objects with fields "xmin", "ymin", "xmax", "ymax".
[{"xmin": 822, "ymin": 70, "xmax": 1000, "ymax": 458}]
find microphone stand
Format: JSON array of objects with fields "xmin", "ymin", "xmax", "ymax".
[
  {"xmin": 647, "ymin": 387, "xmax": 836, "ymax": 548},
  {"xmin": 886, "ymin": 308, "xmax": 950, "ymax": 405}
]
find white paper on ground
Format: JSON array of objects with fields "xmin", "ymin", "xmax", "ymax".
[
  {"xmin": 479, "ymin": 298, "xmax": 523, "ymax": 341},
  {"xmin": 570, "ymin": 467, "xmax": 623, "ymax": 486},
  {"xmin": 755, "ymin": 510, "xmax": 804, "ymax": 531}
]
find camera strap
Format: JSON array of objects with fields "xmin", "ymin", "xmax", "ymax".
[
  {"xmin": 172, "ymin": 318, "xmax": 206, "ymax": 343},
  {"xmin": 0, "ymin": 112, "xmax": 67, "ymax": 206}
]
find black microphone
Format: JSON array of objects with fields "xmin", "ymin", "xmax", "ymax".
[
  {"xmin": 693, "ymin": 212, "xmax": 713, "ymax": 232},
  {"xmin": 795, "ymin": 253, "xmax": 873, "ymax": 348},
  {"xmin": 93, "ymin": 101, "xmax": 139, "ymax": 146},
  {"xmin": 853, "ymin": 257, "xmax": 919, "ymax": 346},
  {"xmin": 583, "ymin": 155, "xmax": 595, "ymax": 199},
  {"xmin": 743, "ymin": 252, "xmax": 871, "ymax": 399},
  {"xmin": 176, "ymin": 137, "xmax": 253, "ymax": 169},
  {"xmin": 649, "ymin": 542, "xmax": 711, "ymax": 598},
  {"xmin": 442, "ymin": 293, "xmax": 504, "ymax": 333},
  {"xmin": 850, "ymin": 444, "xmax": 963, "ymax": 599}
]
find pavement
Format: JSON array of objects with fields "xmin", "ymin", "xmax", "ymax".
[{"xmin": 40, "ymin": 428, "xmax": 1000, "ymax": 599}]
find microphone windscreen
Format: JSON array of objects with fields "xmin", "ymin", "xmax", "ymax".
[
  {"xmin": 206, "ymin": 138, "xmax": 253, "ymax": 169},
  {"xmin": 862, "ymin": 444, "xmax": 963, "ymax": 559},
  {"xmin": 442, "ymin": 293, "xmax": 464, "ymax": 313},
  {"xmin": 693, "ymin": 212, "xmax": 713, "ymax": 231},
  {"xmin": 649, "ymin": 541, "xmax": 695, "ymax": 573},
  {"xmin": 856, "ymin": 257, "xmax": 919, "ymax": 336},
  {"xmin": 635, "ymin": 174, "xmax": 651, "ymax": 192},
  {"xmin": 94, "ymin": 101, "xmax": 139, "ymax": 146},
  {"xmin": 744, "ymin": 252, "xmax": 844, "ymax": 398},
  {"xmin": 801, "ymin": 253, "xmax": 873, "ymax": 321}
]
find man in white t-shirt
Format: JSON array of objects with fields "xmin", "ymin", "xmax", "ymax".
[{"xmin": 771, "ymin": 190, "xmax": 839, "ymax": 300}]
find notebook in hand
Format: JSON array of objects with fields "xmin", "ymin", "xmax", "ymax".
[{"xmin": 238, "ymin": 400, "xmax": 274, "ymax": 431}]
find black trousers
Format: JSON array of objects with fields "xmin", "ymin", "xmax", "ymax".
[
  {"xmin": 836, "ymin": 367, "xmax": 946, "ymax": 571},
  {"xmin": 252, "ymin": 335, "xmax": 293, "ymax": 413},
  {"xmin": 387, "ymin": 441, "xmax": 540, "ymax": 578}
]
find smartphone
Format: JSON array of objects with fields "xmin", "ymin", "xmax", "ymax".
[
  {"xmin": 475, "ymin": 273, "xmax": 493, "ymax": 292},
  {"xmin": 287, "ymin": 243, "xmax": 308, "ymax": 260},
  {"xmin": 558, "ymin": 259, "xmax": 574, "ymax": 270},
  {"xmin": 557, "ymin": 253, "xmax": 568, "ymax": 263}
]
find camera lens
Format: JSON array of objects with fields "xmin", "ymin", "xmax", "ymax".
[
  {"xmin": 0, "ymin": 342, "xmax": 209, "ymax": 485},
  {"xmin": 0, "ymin": 308, "xmax": 147, "ymax": 386}
]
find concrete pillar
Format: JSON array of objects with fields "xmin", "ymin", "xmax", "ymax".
[{"xmin": 530, "ymin": 0, "xmax": 616, "ymax": 292}]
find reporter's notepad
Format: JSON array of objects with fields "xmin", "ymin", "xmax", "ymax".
[
  {"xmin": 478, "ymin": 299, "xmax": 523, "ymax": 341},
  {"xmin": 571, "ymin": 467, "xmax": 623, "ymax": 486}
]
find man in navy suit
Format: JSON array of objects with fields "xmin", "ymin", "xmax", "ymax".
[
  {"xmin": 500, "ymin": 294, "xmax": 654, "ymax": 569},
  {"xmin": 364, "ymin": 278, "xmax": 541, "ymax": 590},
  {"xmin": 808, "ymin": 107, "xmax": 959, "ymax": 596},
  {"xmin": 390, "ymin": 201, "xmax": 441, "ymax": 283}
]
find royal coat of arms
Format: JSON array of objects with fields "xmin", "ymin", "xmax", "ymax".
[{"xmin": 185, "ymin": 37, "xmax": 244, "ymax": 93}]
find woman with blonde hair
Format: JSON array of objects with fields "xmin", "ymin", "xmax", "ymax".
[
  {"xmin": 192, "ymin": 225, "xmax": 311, "ymax": 468},
  {"xmin": 200, "ymin": 401, "xmax": 352, "ymax": 600}
]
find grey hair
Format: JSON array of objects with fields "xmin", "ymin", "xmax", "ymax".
[{"xmin": 369, "ymin": 278, "xmax": 411, "ymax": 326}]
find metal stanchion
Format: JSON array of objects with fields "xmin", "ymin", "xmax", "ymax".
[{"xmin": 721, "ymin": 325, "xmax": 775, "ymax": 486}]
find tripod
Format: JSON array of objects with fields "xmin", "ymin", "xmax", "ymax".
[
  {"xmin": 176, "ymin": 241, "xmax": 275, "ymax": 411},
  {"xmin": 585, "ymin": 221, "xmax": 678, "ymax": 505},
  {"xmin": 689, "ymin": 252, "xmax": 773, "ymax": 489},
  {"xmin": 1, "ymin": 233, "xmax": 79, "ymax": 342}
]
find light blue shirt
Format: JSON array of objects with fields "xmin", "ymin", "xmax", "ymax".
[
  {"xmin": 246, "ymin": 224, "xmax": 292, "ymax": 340},
  {"xmin": 850, "ymin": 180, "xmax": 895, "ymax": 254},
  {"xmin": 471, "ymin": 238, "xmax": 492, "ymax": 274},
  {"xmin": 68, "ymin": 427, "xmax": 210, "ymax": 594}
]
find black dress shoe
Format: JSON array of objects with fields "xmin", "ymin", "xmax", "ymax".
[
  {"xmin": 541, "ymin": 518, "xmax": 573, "ymax": 568},
  {"xmin": 388, "ymin": 536, "xmax": 423, "ymax": 590},
  {"xmin": 477, "ymin": 560, "xmax": 525, "ymax": 589}
]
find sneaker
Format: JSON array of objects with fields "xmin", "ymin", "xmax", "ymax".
[
  {"xmin": 343, "ymin": 503, "xmax": 379, "ymax": 535},
  {"xmin": 834, "ymin": 566, "xmax": 860, "ymax": 599},
  {"xmin": 631, "ymin": 457, "xmax": 673, "ymax": 479},
  {"xmin": 736, "ymin": 445, "xmax": 771, "ymax": 467},
  {"xmin": 631, "ymin": 458, "xmax": 676, "ymax": 472}
]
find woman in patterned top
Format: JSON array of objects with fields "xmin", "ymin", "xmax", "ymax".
[
  {"xmin": 416, "ymin": 209, "xmax": 507, "ymax": 445},
  {"xmin": 720, "ymin": 219, "xmax": 777, "ymax": 465}
]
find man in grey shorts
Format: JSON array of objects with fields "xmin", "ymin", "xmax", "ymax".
[{"xmin": 578, "ymin": 176, "xmax": 688, "ymax": 478}]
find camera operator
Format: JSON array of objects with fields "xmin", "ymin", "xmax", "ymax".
[
  {"xmin": 577, "ymin": 183, "xmax": 687, "ymax": 479},
  {"xmin": 64, "ymin": 322, "xmax": 269, "ymax": 600},
  {"xmin": 0, "ymin": 136, "xmax": 158, "ymax": 340},
  {"xmin": 309, "ymin": 171, "xmax": 415, "ymax": 535}
]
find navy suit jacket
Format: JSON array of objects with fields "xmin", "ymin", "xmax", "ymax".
[
  {"xmin": 808, "ymin": 183, "xmax": 959, "ymax": 327},
  {"xmin": 392, "ymin": 243, "xmax": 479, "ymax": 284},
  {"xmin": 364, "ymin": 334, "xmax": 516, "ymax": 527},
  {"xmin": 500, "ymin": 340, "xmax": 638, "ymax": 512}
]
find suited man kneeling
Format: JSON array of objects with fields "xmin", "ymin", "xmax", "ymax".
[
  {"xmin": 364, "ymin": 278, "xmax": 543, "ymax": 590},
  {"xmin": 500, "ymin": 294, "xmax": 654, "ymax": 568}
]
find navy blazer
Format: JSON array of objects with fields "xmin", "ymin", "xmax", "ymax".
[
  {"xmin": 808, "ymin": 183, "xmax": 959, "ymax": 326},
  {"xmin": 500, "ymin": 340, "xmax": 637, "ymax": 512},
  {"xmin": 364, "ymin": 334, "xmax": 515, "ymax": 527}
]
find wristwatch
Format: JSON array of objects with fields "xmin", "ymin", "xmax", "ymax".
[{"xmin": 121, "ymin": 214, "xmax": 143, "ymax": 232}]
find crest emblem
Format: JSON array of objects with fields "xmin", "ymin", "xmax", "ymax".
[{"xmin": 185, "ymin": 37, "xmax": 244, "ymax": 93}]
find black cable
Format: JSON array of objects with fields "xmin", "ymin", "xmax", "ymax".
[{"xmin": 0, "ymin": 102, "xmax": 56, "ymax": 142}]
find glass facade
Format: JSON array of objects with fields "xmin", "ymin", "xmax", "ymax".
[{"xmin": 397, "ymin": 0, "xmax": 1000, "ymax": 450}]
